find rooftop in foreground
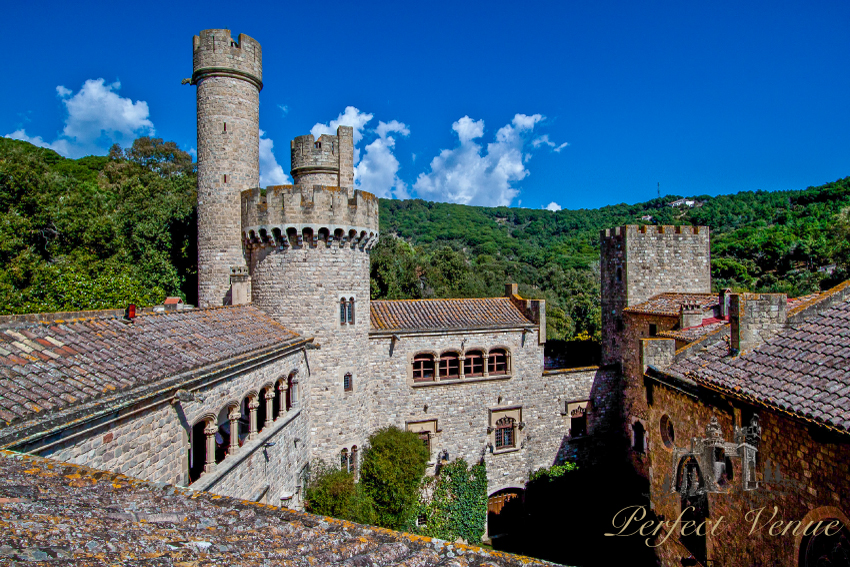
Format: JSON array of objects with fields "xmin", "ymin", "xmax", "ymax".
[
  {"xmin": 0, "ymin": 450, "xmax": 557, "ymax": 566},
  {"xmin": 370, "ymin": 297, "xmax": 536, "ymax": 333}
]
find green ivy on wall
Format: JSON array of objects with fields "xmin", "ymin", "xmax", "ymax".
[{"xmin": 411, "ymin": 459, "xmax": 487, "ymax": 544}]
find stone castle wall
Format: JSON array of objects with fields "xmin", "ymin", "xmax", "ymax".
[
  {"xmin": 194, "ymin": 29, "xmax": 261, "ymax": 307},
  {"xmin": 600, "ymin": 225, "xmax": 710, "ymax": 365},
  {"xmin": 647, "ymin": 379, "xmax": 850, "ymax": 567},
  {"xmin": 34, "ymin": 350, "xmax": 309, "ymax": 506},
  {"xmin": 290, "ymin": 127, "xmax": 355, "ymax": 189}
]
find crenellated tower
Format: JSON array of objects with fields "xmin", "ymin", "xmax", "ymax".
[
  {"xmin": 192, "ymin": 29, "xmax": 262, "ymax": 307},
  {"xmin": 290, "ymin": 127, "xmax": 355, "ymax": 190},
  {"xmin": 242, "ymin": 159, "xmax": 379, "ymax": 462}
]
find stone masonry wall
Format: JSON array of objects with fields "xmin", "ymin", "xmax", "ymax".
[
  {"xmin": 35, "ymin": 349, "xmax": 309, "ymax": 506},
  {"xmin": 194, "ymin": 29, "xmax": 261, "ymax": 307},
  {"xmin": 646, "ymin": 381, "xmax": 850, "ymax": 567},
  {"xmin": 730, "ymin": 293, "xmax": 787, "ymax": 354},
  {"xmin": 249, "ymin": 242, "xmax": 373, "ymax": 467},
  {"xmin": 366, "ymin": 329, "xmax": 619, "ymax": 494}
]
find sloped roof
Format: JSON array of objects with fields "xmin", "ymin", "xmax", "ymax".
[
  {"xmin": 0, "ymin": 450, "xmax": 555, "ymax": 566},
  {"xmin": 662, "ymin": 294, "xmax": 850, "ymax": 433},
  {"xmin": 623, "ymin": 293, "xmax": 718, "ymax": 317},
  {"xmin": 0, "ymin": 306, "xmax": 300, "ymax": 426},
  {"xmin": 370, "ymin": 298, "xmax": 535, "ymax": 332}
]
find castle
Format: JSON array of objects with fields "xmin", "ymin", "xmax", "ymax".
[{"xmin": 0, "ymin": 28, "xmax": 847, "ymax": 567}]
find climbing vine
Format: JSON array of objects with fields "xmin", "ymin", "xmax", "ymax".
[{"xmin": 411, "ymin": 459, "xmax": 487, "ymax": 544}]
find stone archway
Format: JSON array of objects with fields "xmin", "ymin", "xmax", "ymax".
[{"xmin": 488, "ymin": 487, "xmax": 525, "ymax": 550}]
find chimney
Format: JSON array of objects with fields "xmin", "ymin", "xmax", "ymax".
[
  {"xmin": 505, "ymin": 283, "xmax": 518, "ymax": 297},
  {"xmin": 719, "ymin": 288, "xmax": 732, "ymax": 318},
  {"xmin": 680, "ymin": 302, "xmax": 703, "ymax": 329},
  {"xmin": 729, "ymin": 293, "xmax": 787, "ymax": 354}
]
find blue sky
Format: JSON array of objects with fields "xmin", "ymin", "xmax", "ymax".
[{"xmin": 3, "ymin": 0, "xmax": 849, "ymax": 210}]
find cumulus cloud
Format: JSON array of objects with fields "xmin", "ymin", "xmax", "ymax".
[
  {"xmin": 545, "ymin": 202, "xmax": 562, "ymax": 211},
  {"xmin": 259, "ymin": 129, "xmax": 291, "ymax": 187},
  {"xmin": 357, "ymin": 120, "xmax": 410, "ymax": 199},
  {"xmin": 412, "ymin": 113, "xmax": 547, "ymax": 207},
  {"xmin": 5, "ymin": 79, "xmax": 154, "ymax": 159},
  {"xmin": 532, "ymin": 134, "xmax": 569, "ymax": 153}
]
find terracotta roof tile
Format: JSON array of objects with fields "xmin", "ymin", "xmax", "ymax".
[
  {"xmin": 624, "ymin": 293, "xmax": 718, "ymax": 317},
  {"xmin": 371, "ymin": 298, "xmax": 534, "ymax": 332},
  {"xmin": 0, "ymin": 306, "xmax": 299, "ymax": 429},
  {"xmin": 0, "ymin": 450, "xmax": 554, "ymax": 566}
]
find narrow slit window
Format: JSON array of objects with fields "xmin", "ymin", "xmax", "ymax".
[
  {"xmin": 340, "ymin": 298, "xmax": 347, "ymax": 325},
  {"xmin": 347, "ymin": 297, "xmax": 355, "ymax": 325},
  {"xmin": 223, "ymin": 122, "xmax": 227, "ymax": 133},
  {"xmin": 343, "ymin": 372, "xmax": 353, "ymax": 392}
]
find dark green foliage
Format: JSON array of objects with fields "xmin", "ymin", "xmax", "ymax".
[
  {"xmin": 412, "ymin": 459, "xmax": 488, "ymax": 544},
  {"xmin": 304, "ymin": 460, "xmax": 377, "ymax": 525},
  {"xmin": 359, "ymin": 426, "xmax": 429, "ymax": 530},
  {"xmin": 375, "ymin": 177, "xmax": 850, "ymax": 342},
  {"xmin": 0, "ymin": 137, "xmax": 197, "ymax": 314},
  {"xmin": 527, "ymin": 462, "xmax": 578, "ymax": 483}
]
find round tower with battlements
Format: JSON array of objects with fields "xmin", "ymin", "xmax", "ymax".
[
  {"xmin": 290, "ymin": 127, "xmax": 355, "ymax": 189},
  {"xmin": 192, "ymin": 29, "xmax": 262, "ymax": 307},
  {"xmin": 241, "ymin": 149, "xmax": 378, "ymax": 462}
]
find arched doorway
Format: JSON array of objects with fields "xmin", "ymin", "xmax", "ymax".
[{"xmin": 488, "ymin": 487, "xmax": 525, "ymax": 550}]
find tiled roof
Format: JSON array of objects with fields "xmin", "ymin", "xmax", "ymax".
[
  {"xmin": 371, "ymin": 298, "xmax": 535, "ymax": 332},
  {"xmin": 0, "ymin": 306, "xmax": 300, "ymax": 427},
  {"xmin": 0, "ymin": 450, "xmax": 555, "ymax": 566},
  {"xmin": 663, "ymin": 297, "xmax": 850, "ymax": 433},
  {"xmin": 657, "ymin": 319, "xmax": 728, "ymax": 343},
  {"xmin": 624, "ymin": 293, "xmax": 718, "ymax": 316}
]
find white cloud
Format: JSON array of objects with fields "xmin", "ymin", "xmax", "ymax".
[
  {"xmin": 5, "ymin": 79, "xmax": 154, "ymax": 159},
  {"xmin": 412, "ymin": 113, "xmax": 547, "ymax": 207},
  {"xmin": 545, "ymin": 201, "xmax": 562, "ymax": 211},
  {"xmin": 311, "ymin": 106, "xmax": 374, "ymax": 164},
  {"xmin": 356, "ymin": 120, "xmax": 410, "ymax": 199},
  {"xmin": 532, "ymin": 134, "xmax": 569, "ymax": 153},
  {"xmin": 259, "ymin": 129, "xmax": 291, "ymax": 187},
  {"xmin": 278, "ymin": 104, "xmax": 289, "ymax": 116}
]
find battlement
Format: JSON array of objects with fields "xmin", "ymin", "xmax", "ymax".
[
  {"xmin": 241, "ymin": 185, "xmax": 379, "ymax": 250},
  {"xmin": 192, "ymin": 29, "xmax": 262, "ymax": 90},
  {"xmin": 600, "ymin": 225, "xmax": 707, "ymax": 239},
  {"xmin": 290, "ymin": 126, "xmax": 354, "ymax": 188}
]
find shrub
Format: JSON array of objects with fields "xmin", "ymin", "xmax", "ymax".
[
  {"xmin": 528, "ymin": 462, "xmax": 578, "ymax": 483},
  {"xmin": 304, "ymin": 460, "xmax": 376, "ymax": 525},
  {"xmin": 359, "ymin": 426, "xmax": 429, "ymax": 530}
]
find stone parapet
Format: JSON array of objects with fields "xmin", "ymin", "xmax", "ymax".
[
  {"xmin": 192, "ymin": 29, "xmax": 262, "ymax": 89},
  {"xmin": 241, "ymin": 185, "xmax": 379, "ymax": 250}
]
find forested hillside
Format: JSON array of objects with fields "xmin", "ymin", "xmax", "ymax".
[{"xmin": 1, "ymin": 137, "xmax": 848, "ymax": 342}]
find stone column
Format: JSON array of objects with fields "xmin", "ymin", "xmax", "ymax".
[
  {"xmin": 458, "ymin": 355, "xmax": 465, "ymax": 379},
  {"xmin": 279, "ymin": 381, "xmax": 289, "ymax": 415},
  {"xmin": 264, "ymin": 388, "xmax": 275, "ymax": 428},
  {"xmin": 228, "ymin": 408, "xmax": 241, "ymax": 454},
  {"xmin": 204, "ymin": 420, "xmax": 217, "ymax": 474},
  {"xmin": 482, "ymin": 353, "xmax": 490, "ymax": 378},
  {"xmin": 290, "ymin": 379, "xmax": 299, "ymax": 407},
  {"xmin": 248, "ymin": 396, "xmax": 259, "ymax": 440}
]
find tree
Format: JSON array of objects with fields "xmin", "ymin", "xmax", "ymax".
[{"xmin": 359, "ymin": 426, "xmax": 429, "ymax": 530}]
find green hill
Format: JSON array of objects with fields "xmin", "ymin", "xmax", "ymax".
[{"xmin": 1, "ymin": 137, "xmax": 848, "ymax": 342}]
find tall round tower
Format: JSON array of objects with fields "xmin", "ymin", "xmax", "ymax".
[
  {"xmin": 241, "ymin": 151, "xmax": 379, "ymax": 462},
  {"xmin": 290, "ymin": 126, "xmax": 355, "ymax": 189},
  {"xmin": 192, "ymin": 29, "xmax": 262, "ymax": 307}
]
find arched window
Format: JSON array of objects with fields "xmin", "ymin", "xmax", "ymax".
[
  {"xmin": 257, "ymin": 387, "xmax": 268, "ymax": 434},
  {"xmin": 340, "ymin": 298, "xmax": 347, "ymax": 325},
  {"xmin": 799, "ymin": 518, "xmax": 850, "ymax": 567},
  {"xmin": 272, "ymin": 380, "xmax": 283, "ymax": 420},
  {"xmin": 439, "ymin": 352, "xmax": 460, "ymax": 379},
  {"xmin": 287, "ymin": 372, "xmax": 297, "ymax": 410},
  {"xmin": 413, "ymin": 354, "xmax": 436, "ymax": 382},
  {"xmin": 464, "ymin": 350, "xmax": 485, "ymax": 377},
  {"xmin": 632, "ymin": 421, "xmax": 645, "ymax": 453},
  {"xmin": 347, "ymin": 297, "xmax": 355, "ymax": 324},
  {"xmin": 215, "ymin": 406, "xmax": 231, "ymax": 464},
  {"xmin": 344, "ymin": 372, "xmax": 353, "ymax": 392},
  {"xmin": 488, "ymin": 349, "xmax": 508, "ymax": 375},
  {"xmin": 340, "ymin": 448, "xmax": 348, "ymax": 470},
  {"xmin": 495, "ymin": 417, "xmax": 516, "ymax": 449}
]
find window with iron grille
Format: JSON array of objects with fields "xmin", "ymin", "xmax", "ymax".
[
  {"xmin": 413, "ymin": 354, "xmax": 436, "ymax": 382},
  {"xmin": 439, "ymin": 352, "xmax": 460, "ymax": 379},
  {"xmin": 343, "ymin": 372, "xmax": 353, "ymax": 392},
  {"xmin": 488, "ymin": 349, "xmax": 508, "ymax": 375},
  {"xmin": 495, "ymin": 417, "xmax": 516, "ymax": 449},
  {"xmin": 464, "ymin": 350, "xmax": 484, "ymax": 377}
]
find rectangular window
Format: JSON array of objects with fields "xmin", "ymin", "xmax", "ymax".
[
  {"xmin": 649, "ymin": 323, "xmax": 658, "ymax": 337},
  {"xmin": 439, "ymin": 354, "xmax": 460, "ymax": 379},
  {"xmin": 464, "ymin": 352, "xmax": 484, "ymax": 377},
  {"xmin": 343, "ymin": 373, "xmax": 353, "ymax": 392},
  {"xmin": 413, "ymin": 355, "xmax": 436, "ymax": 382}
]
